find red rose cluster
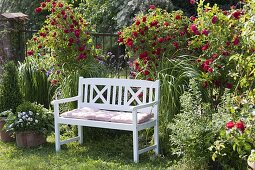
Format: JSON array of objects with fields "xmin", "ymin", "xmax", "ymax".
[
  {"xmin": 119, "ymin": 7, "xmax": 190, "ymax": 80},
  {"xmin": 226, "ymin": 120, "xmax": 245, "ymax": 132},
  {"xmin": 32, "ymin": 1, "xmax": 93, "ymax": 62}
]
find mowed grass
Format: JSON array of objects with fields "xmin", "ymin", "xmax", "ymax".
[{"xmin": 0, "ymin": 130, "xmax": 172, "ymax": 170}]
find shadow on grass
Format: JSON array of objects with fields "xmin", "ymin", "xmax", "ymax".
[{"xmin": 0, "ymin": 129, "xmax": 171, "ymax": 169}]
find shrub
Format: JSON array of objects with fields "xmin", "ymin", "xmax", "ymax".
[
  {"xmin": 119, "ymin": 7, "xmax": 191, "ymax": 81},
  {"xmin": 169, "ymin": 79, "xmax": 213, "ymax": 168},
  {"xmin": 5, "ymin": 101, "xmax": 54, "ymax": 136},
  {"xmin": 0, "ymin": 61, "xmax": 23, "ymax": 112},
  {"xmin": 187, "ymin": 1, "xmax": 255, "ymax": 100},
  {"xmin": 209, "ymin": 90, "xmax": 255, "ymax": 169},
  {"xmin": 27, "ymin": 0, "xmax": 99, "ymax": 77}
]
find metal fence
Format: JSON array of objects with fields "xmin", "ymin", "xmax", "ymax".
[{"xmin": 22, "ymin": 29, "xmax": 129, "ymax": 77}]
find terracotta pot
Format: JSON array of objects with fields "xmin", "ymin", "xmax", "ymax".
[
  {"xmin": 0, "ymin": 118, "xmax": 15, "ymax": 142},
  {"xmin": 16, "ymin": 131, "xmax": 46, "ymax": 147}
]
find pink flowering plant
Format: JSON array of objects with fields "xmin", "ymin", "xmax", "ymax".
[
  {"xmin": 27, "ymin": 0, "xmax": 98, "ymax": 81},
  {"xmin": 119, "ymin": 6, "xmax": 191, "ymax": 80}
]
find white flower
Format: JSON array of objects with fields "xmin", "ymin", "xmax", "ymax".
[
  {"xmin": 251, "ymin": 16, "xmax": 255, "ymax": 23},
  {"xmin": 22, "ymin": 112, "xmax": 26, "ymax": 115},
  {"xmin": 241, "ymin": 99, "xmax": 248, "ymax": 104},
  {"xmin": 35, "ymin": 120, "xmax": 38, "ymax": 123},
  {"xmin": 30, "ymin": 118, "xmax": 33, "ymax": 122},
  {"xmin": 19, "ymin": 119, "xmax": 23, "ymax": 122},
  {"xmin": 22, "ymin": 116, "xmax": 26, "ymax": 119},
  {"xmin": 29, "ymin": 111, "xmax": 33, "ymax": 115},
  {"xmin": 252, "ymin": 109, "xmax": 255, "ymax": 116},
  {"xmin": 36, "ymin": 113, "xmax": 39, "ymax": 116},
  {"xmin": 18, "ymin": 112, "xmax": 21, "ymax": 118}
]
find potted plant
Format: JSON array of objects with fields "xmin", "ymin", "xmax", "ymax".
[
  {"xmin": 0, "ymin": 110, "xmax": 15, "ymax": 142},
  {"xmin": 5, "ymin": 101, "xmax": 54, "ymax": 147}
]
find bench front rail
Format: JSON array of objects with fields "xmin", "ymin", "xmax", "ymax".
[{"xmin": 52, "ymin": 77, "xmax": 160, "ymax": 163}]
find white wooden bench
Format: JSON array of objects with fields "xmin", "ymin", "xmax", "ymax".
[{"xmin": 51, "ymin": 77, "xmax": 160, "ymax": 163}]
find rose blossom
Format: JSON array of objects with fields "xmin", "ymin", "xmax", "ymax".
[
  {"xmin": 236, "ymin": 121, "xmax": 245, "ymax": 132},
  {"xmin": 202, "ymin": 29, "xmax": 208, "ymax": 36},
  {"xmin": 232, "ymin": 11, "xmax": 241, "ymax": 19},
  {"xmin": 149, "ymin": 5, "xmax": 156, "ymax": 10},
  {"xmin": 35, "ymin": 7, "xmax": 42, "ymax": 13},
  {"xmin": 212, "ymin": 15, "xmax": 218, "ymax": 24},
  {"xmin": 190, "ymin": 0, "xmax": 196, "ymax": 5},
  {"xmin": 233, "ymin": 37, "xmax": 239, "ymax": 46},
  {"xmin": 226, "ymin": 121, "xmax": 235, "ymax": 129}
]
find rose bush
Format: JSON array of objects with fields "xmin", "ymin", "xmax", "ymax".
[
  {"xmin": 209, "ymin": 90, "xmax": 255, "ymax": 168},
  {"xmin": 27, "ymin": 0, "xmax": 100, "ymax": 83},
  {"xmin": 187, "ymin": 1, "xmax": 246, "ymax": 93},
  {"xmin": 119, "ymin": 7, "xmax": 191, "ymax": 80}
]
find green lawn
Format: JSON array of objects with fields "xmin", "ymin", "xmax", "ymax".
[{"xmin": 0, "ymin": 131, "xmax": 172, "ymax": 170}]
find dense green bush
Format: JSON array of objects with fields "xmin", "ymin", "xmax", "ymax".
[
  {"xmin": 0, "ymin": 61, "xmax": 23, "ymax": 112},
  {"xmin": 209, "ymin": 90, "xmax": 255, "ymax": 169},
  {"xmin": 78, "ymin": 0, "xmax": 173, "ymax": 33},
  {"xmin": 169, "ymin": 79, "xmax": 213, "ymax": 168},
  {"xmin": 169, "ymin": 79, "xmax": 233, "ymax": 169}
]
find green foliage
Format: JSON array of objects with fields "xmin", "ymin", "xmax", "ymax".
[
  {"xmin": 209, "ymin": 90, "xmax": 255, "ymax": 169},
  {"xmin": 157, "ymin": 56, "xmax": 201, "ymax": 153},
  {"xmin": 169, "ymin": 79, "xmax": 213, "ymax": 168},
  {"xmin": 0, "ymin": 110, "xmax": 13, "ymax": 118},
  {"xmin": 0, "ymin": 61, "xmax": 23, "ymax": 112},
  {"xmin": 78, "ymin": 0, "xmax": 173, "ymax": 33},
  {"xmin": 78, "ymin": 0, "xmax": 120, "ymax": 33},
  {"xmin": 242, "ymin": 0, "xmax": 255, "ymax": 48},
  {"xmin": 116, "ymin": 0, "xmax": 173, "ymax": 30},
  {"xmin": 19, "ymin": 57, "xmax": 56, "ymax": 109},
  {"xmin": 229, "ymin": 53, "xmax": 255, "ymax": 92},
  {"xmin": 5, "ymin": 101, "xmax": 54, "ymax": 135},
  {"xmin": 171, "ymin": 0, "xmax": 240, "ymax": 16}
]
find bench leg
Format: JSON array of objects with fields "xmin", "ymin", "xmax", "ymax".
[
  {"xmin": 78, "ymin": 125, "xmax": 83, "ymax": 144},
  {"xmin": 133, "ymin": 130, "xmax": 139, "ymax": 163},
  {"xmin": 154, "ymin": 122, "xmax": 159, "ymax": 155},
  {"xmin": 55, "ymin": 123, "xmax": 61, "ymax": 152}
]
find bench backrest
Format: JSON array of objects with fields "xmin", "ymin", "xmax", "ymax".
[{"xmin": 78, "ymin": 77, "xmax": 160, "ymax": 113}]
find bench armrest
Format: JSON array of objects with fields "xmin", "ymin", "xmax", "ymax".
[
  {"xmin": 131, "ymin": 101, "xmax": 158, "ymax": 111},
  {"xmin": 51, "ymin": 96, "xmax": 80, "ymax": 105}
]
